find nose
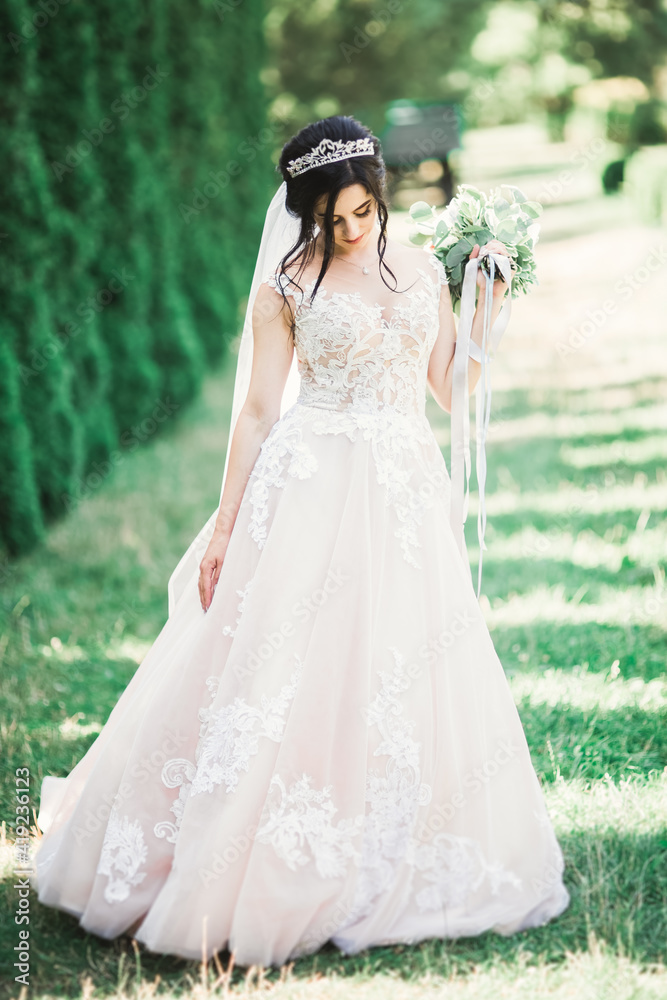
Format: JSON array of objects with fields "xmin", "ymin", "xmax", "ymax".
[{"xmin": 344, "ymin": 219, "xmax": 360, "ymax": 240}]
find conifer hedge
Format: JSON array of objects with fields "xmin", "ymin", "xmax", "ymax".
[{"xmin": 0, "ymin": 0, "xmax": 272, "ymax": 556}]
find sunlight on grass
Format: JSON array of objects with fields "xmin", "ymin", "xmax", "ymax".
[
  {"xmin": 482, "ymin": 581, "xmax": 667, "ymax": 628},
  {"xmin": 491, "ymin": 525, "xmax": 667, "ymax": 572},
  {"xmin": 560, "ymin": 435, "xmax": 667, "ymax": 469},
  {"xmin": 477, "ymin": 478, "xmax": 667, "ymax": 517},
  {"xmin": 104, "ymin": 637, "xmax": 155, "ymax": 665},
  {"xmin": 544, "ymin": 773, "xmax": 667, "ymax": 835},
  {"xmin": 57, "ymin": 714, "xmax": 103, "ymax": 739},
  {"xmin": 509, "ymin": 666, "xmax": 667, "ymax": 713},
  {"xmin": 428, "ymin": 402, "xmax": 667, "ymax": 449}
]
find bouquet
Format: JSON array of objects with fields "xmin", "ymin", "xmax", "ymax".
[{"xmin": 408, "ymin": 184, "xmax": 542, "ymax": 309}]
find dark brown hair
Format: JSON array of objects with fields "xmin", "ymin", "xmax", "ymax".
[{"xmin": 275, "ymin": 115, "xmax": 399, "ymax": 341}]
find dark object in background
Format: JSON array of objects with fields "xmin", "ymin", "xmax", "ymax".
[
  {"xmin": 380, "ymin": 101, "xmax": 461, "ymax": 204},
  {"xmin": 602, "ymin": 159, "xmax": 625, "ymax": 194}
]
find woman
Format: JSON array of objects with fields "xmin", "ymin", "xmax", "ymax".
[{"xmin": 34, "ymin": 115, "xmax": 569, "ymax": 967}]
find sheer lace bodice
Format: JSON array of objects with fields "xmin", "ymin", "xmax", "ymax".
[{"xmin": 262, "ymin": 250, "xmax": 448, "ymax": 419}]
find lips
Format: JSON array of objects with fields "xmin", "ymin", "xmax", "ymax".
[{"xmin": 344, "ymin": 234, "xmax": 363, "ymax": 244}]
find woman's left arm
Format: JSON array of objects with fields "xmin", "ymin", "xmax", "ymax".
[{"xmin": 427, "ymin": 241, "xmax": 510, "ymax": 413}]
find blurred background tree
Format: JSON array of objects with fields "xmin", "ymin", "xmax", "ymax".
[
  {"xmin": 263, "ymin": 0, "xmax": 492, "ymax": 137},
  {"xmin": 263, "ymin": 0, "xmax": 667, "ymax": 145},
  {"xmin": 0, "ymin": 0, "xmax": 272, "ymax": 557}
]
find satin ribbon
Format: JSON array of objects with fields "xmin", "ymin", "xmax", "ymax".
[{"xmin": 449, "ymin": 251, "xmax": 513, "ymax": 599}]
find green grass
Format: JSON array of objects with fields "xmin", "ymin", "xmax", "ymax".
[{"xmin": 2, "ymin": 183, "xmax": 667, "ymax": 997}]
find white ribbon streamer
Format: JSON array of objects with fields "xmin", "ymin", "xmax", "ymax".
[{"xmin": 449, "ymin": 251, "xmax": 513, "ymax": 599}]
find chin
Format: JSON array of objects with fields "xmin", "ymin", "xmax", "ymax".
[{"xmin": 339, "ymin": 231, "xmax": 372, "ymax": 249}]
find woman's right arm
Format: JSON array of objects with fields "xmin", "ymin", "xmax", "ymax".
[{"xmin": 198, "ymin": 282, "xmax": 294, "ymax": 611}]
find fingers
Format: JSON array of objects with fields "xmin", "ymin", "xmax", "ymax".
[
  {"xmin": 199, "ymin": 559, "xmax": 215, "ymax": 612},
  {"xmin": 480, "ymin": 239, "xmax": 510, "ymax": 257}
]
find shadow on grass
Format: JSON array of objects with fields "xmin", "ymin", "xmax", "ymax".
[
  {"xmin": 1, "ymin": 827, "xmax": 664, "ymax": 998},
  {"xmin": 490, "ymin": 622, "xmax": 666, "ymax": 682}
]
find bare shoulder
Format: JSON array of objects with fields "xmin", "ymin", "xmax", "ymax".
[
  {"xmin": 253, "ymin": 278, "xmax": 293, "ymax": 327},
  {"xmin": 385, "ymin": 235, "xmax": 421, "ymax": 257},
  {"xmin": 384, "ymin": 236, "xmax": 440, "ymax": 281},
  {"xmin": 385, "ymin": 236, "xmax": 429, "ymax": 267}
]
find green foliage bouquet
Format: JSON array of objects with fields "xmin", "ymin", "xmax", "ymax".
[{"xmin": 408, "ymin": 184, "xmax": 543, "ymax": 309}]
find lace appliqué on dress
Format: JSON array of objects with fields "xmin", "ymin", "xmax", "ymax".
[
  {"xmin": 245, "ymin": 407, "xmax": 319, "ymax": 549},
  {"xmin": 190, "ymin": 664, "xmax": 301, "ymax": 796},
  {"xmin": 310, "ymin": 406, "xmax": 449, "ymax": 570},
  {"xmin": 154, "ymin": 660, "xmax": 302, "ymax": 844},
  {"xmin": 411, "ymin": 833, "xmax": 523, "ymax": 912},
  {"xmin": 337, "ymin": 646, "xmax": 432, "ymax": 930},
  {"xmin": 257, "ymin": 262, "xmax": 452, "ymax": 569},
  {"xmin": 222, "ymin": 577, "xmax": 255, "ymax": 637},
  {"xmin": 427, "ymin": 252, "xmax": 450, "ymax": 285},
  {"xmin": 288, "ymin": 267, "xmax": 441, "ymax": 417},
  {"xmin": 255, "ymin": 773, "xmax": 365, "ymax": 879},
  {"xmin": 97, "ymin": 808, "xmax": 148, "ymax": 904}
]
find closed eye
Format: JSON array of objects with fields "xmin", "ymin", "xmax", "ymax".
[{"xmin": 315, "ymin": 201, "xmax": 373, "ymax": 224}]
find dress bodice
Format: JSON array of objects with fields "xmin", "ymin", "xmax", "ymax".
[{"xmin": 262, "ymin": 252, "xmax": 449, "ymax": 419}]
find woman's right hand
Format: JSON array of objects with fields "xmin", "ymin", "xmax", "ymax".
[{"xmin": 198, "ymin": 529, "xmax": 231, "ymax": 612}]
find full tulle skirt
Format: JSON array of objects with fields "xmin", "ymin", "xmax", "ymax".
[{"xmin": 33, "ymin": 401, "xmax": 569, "ymax": 967}]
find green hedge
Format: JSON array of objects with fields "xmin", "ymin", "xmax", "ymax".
[{"xmin": 0, "ymin": 0, "xmax": 272, "ymax": 556}]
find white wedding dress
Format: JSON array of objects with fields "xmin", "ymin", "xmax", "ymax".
[{"xmin": 33, "ymin": 247, "xmax": 569, "ymax": 967}]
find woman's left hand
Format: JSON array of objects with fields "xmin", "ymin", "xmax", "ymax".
[{"xmin": 469, "ymin": 240, "xmax": 512, "ymax": 296}]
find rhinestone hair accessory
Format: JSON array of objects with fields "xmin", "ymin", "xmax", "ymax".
[{"xmin": 286, "ymin": 137, "xmax": 376, "ymax": 178}]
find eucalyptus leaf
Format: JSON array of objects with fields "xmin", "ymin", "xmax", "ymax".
[
  {"xmin": 408, "ymin": 230, "xmax": 432, "ymax": 246},
  {"xmin": 497, "ymin": 221, "xmax": 517, "ymax": 239},
  {"xmin": 446, "ymin": 244, "xmax": 469, "ymax": 266},
  {"xmin": 504, "ymin": 185, "xmax": 527, "ymax": 203},
  {"xmin": 409, "ymin": 201, "xmax": 434, "ymax": 222},
  {"xmin": 458, "ymin": 184, "xmax": 482, "ymax": 200}
]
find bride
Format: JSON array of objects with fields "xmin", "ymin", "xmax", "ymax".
[{"xmin": 33, "ymin": 115, "xmax": 569, "ymax": 968}]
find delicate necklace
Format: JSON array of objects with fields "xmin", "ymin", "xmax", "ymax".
[{"xmin": 332, "ymin": 250, "xmax": 378, "ymax": 275}]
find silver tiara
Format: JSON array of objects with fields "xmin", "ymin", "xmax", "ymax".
[{"xmin": 286, "ymin": 137, "xmax": 375, "ymax": 178}]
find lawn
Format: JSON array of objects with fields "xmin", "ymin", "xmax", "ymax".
[{"xmin": 1, "ymin": 130, "xmax": 666, "ymax": 998}]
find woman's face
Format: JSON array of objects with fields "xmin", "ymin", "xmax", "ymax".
[{"xmin": 313, "ymin": 183, "xmax": 377, "ymax": 254}]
